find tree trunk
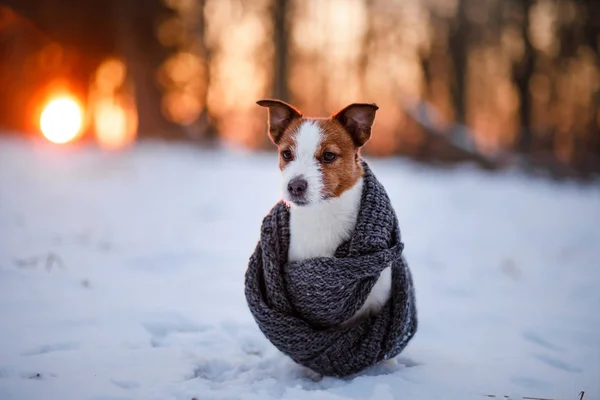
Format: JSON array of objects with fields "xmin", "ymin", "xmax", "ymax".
[
  {"xmin": 193, "ymin": 0, "xmax": 218, "ymax": 141},
  {"xmin": 449, "ymin": 0, "xmax": 468, "ymax": 125},
  {"xmin": 513, "ymin": 0, "xmax": 535, "ymax": 153},
  {"xmin": 358, "ymin": 0, "xmax": 375, "ymax": 98},
  {"xmin": 272, "ymin": 0, "xmax": 290, "ymax": 102},
  {"xmin": 114, "ymin": 0, "xmax": 184, "ymax": 140},
  {"xmin": 579, "ymin": 0, "xmax": 600, "ymax": 174}
]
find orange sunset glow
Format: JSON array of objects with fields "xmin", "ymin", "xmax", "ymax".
[
  {"xmin": 90, "ymin": 58, "xmax": 138, "ymax": 149},
  {"xmin": 40, "ymin": 96, "xmax": 83, "ymax": 144}
]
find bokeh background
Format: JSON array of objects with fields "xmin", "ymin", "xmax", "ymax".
[
  {"xmin": 1, "ymin": 0, "xmax": 599, "ymax": 179},
  {"xmin": 1, "ymin": 2, "xmax": 600, "ymax": 399}
]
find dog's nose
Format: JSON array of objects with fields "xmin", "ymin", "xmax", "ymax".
[{"xmin": 288, "ymin": 177, "xmax": 308, "ymax": 197}]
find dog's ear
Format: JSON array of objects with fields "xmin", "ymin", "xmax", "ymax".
[
  {"xmin": 332, "ymin": 103, "xmax": 379, "ymax": 147},
  {"xmin": 256, "ymin": 99, "xmax": 302, "ymax": 145}
]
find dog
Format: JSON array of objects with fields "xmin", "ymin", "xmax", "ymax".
[{"xmin": 257, "ymin": 99, "xmax": 392, "ymax": 329}]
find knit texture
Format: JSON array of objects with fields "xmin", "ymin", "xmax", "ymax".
[{"xmin": 244, "ymin": 161, "xmax": 417, "ymax": 377}]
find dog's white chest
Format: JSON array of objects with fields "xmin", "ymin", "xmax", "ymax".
[{"xmin": 288, "ymin": 179, "xmax": 363, "ymax": 261}]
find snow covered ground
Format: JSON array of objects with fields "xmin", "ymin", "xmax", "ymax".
[{"xmin": 0, "ymin": 136, "xmax": 599, "ymax": 400}]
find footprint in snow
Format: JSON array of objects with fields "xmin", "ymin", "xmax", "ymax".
[
  {"xmin": 110, "ymin": 379, "xmax": 140, "ymax": 390},
  {"xmin": 534, "ymin": 353, "xmax": 582, "ymax": 373},
  {"xmin": 522, "ymin": 330, "xmax": 563, "ymax": 352},
  {"xmin": 142, "ymin": 313, "xmax": 212, "ymax": 347},
  {"xmin": 20, "ymin": 342, "xmax": 79, "ymax": 356}
]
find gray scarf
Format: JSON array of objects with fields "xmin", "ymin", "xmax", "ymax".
[{"xmin": 244, "ymin": 161, "xmax": 417, "ymax": 377}]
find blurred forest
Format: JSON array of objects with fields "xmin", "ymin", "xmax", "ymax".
[{"xmin": 0, "ymin": 0, "xmax": 599, "ymax": 179}]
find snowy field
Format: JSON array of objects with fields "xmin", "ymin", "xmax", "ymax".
[{"xmin": 0, "ymin": 136, "xmax": 599, "ymax": 400}]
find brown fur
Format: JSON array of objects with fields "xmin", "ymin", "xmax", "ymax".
[
  {"xmin": 315, "ymin": 118, "xmax": 364, "ymax": 198},
  {"xmin": 257, "ymin": 99, "xmax": 377, "ymax": 200},
  {"xmin": 256, "ymin": 99, "xmax": 302, "ymax": 145},
  {"xmin": 276, "ymin": 118, "xmax": 304, "ymax": 171}
]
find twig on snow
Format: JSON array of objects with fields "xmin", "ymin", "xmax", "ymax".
[{"xmin": 483, "ymin": 392, "xmax": 584, "ymax": 400}]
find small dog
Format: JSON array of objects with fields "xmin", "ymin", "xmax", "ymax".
[{"xmin": 257, "ymin": 99, "xmax": 391, "ymax": 328}]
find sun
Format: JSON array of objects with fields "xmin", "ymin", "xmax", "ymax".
[{"xmin": 40, "ymin": 97, "xmax": 83, "ymax": 144}]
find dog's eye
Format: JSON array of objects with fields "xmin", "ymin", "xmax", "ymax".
[
  {"xmin": 323, "ymin": 152, "xmax": 337, "ymax": 163},
  {"xmin": 281, "ymin": 150, "xmax": 293, "ymax": 161}
]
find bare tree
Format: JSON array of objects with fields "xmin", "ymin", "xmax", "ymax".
[
  {"xmin": 195, "ymin": 0, "xmax": 218, "ymax": 140},
  {"xmin": 271, "ymin": 0, "xmax": 291, "ymax": 102},
  {"xmin": 114, "ymin": 0, "xmax": 185, "ymax": 140},
  {"xmin": 512, "ymin": 0, "xmax": 535, "ymax": 153},
  {"xmin": 578, "ymin": 0, "xmax": 600, "ymax": 174},
  {"xmin": 449, "ymin": 0, "xmax": 469, "ymax": 125}
]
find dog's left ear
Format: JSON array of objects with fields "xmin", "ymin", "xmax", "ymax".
[
  {"xmin": 256, "ymin": 99, "xmax": 302, "ymax": 144},
  {"xmin": 332, "ymin": 103, "xmax": 379, "ymax": 147}
]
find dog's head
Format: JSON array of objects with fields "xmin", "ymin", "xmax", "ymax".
[{"xmin": 257, "ymin": 99, "xmax": 378, "ymax": 207}]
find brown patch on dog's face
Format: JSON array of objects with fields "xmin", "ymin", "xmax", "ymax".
[
  {"xmin": 315, "ymin": 118, "xmax": 364, "ymax": 198},
  {"xmin": 274, "ymin": 118, "xmax": 304, "ymax": 171}
]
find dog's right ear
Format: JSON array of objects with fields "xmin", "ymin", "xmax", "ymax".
[{"xmin": 256, "ymin": 99, "xmax": 302, "ymax": 144}]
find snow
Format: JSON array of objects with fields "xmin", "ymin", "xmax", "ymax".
[{"xmin": 0, "ymin": 136, "xmax": 599, "ymax": 400}]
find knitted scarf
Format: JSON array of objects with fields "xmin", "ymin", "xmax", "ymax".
[{"xmin": 244, "ymin": 162, "xmax": 417, "ymax": 377}]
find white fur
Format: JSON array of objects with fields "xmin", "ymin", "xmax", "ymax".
[
  {"xmin": 283, "ymin": 120, "xmax": 391, "ymax": 326},
  {"xmin": 288, "ymin": 177, "xmax": 364, "ymax": 261},
  {"xmin": 281, "ymin": 121, "xmax": 324, "ymax": 206}
]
